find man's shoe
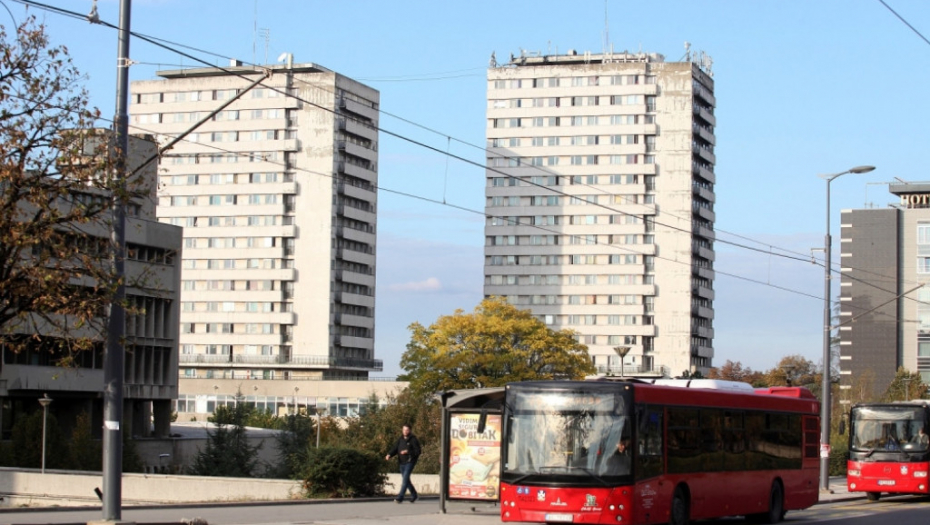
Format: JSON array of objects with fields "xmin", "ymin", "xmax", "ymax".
[
  {"xmin": 395, "ymin": 499, "xmax": 403, "ymax": 504},
  {"xmin": 410, "ymin": 496, "xmax": 418, "ymax": 503}
]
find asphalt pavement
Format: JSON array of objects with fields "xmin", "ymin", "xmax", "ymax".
[
  {"xmin": 320, "ymin": 477, "xmax": 859, "ymax": 525},
  {"xmin": 0, "ymin": 477, "xmax": 859, "ymax": 525}
]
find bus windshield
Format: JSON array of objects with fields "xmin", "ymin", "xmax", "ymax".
[
  {"xmin": 504, "ymin": 386, "xmax": 631, "ymax": 479},
  {"xmin": 850, "ymin": 405, "xmax": 929, "ymax": 452}
]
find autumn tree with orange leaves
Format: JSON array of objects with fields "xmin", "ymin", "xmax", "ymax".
[{"xmin": 0, "ymin": 17, "xmax": 151, "ymax": 363}]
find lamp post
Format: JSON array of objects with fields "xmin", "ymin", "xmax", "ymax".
[
  {"xmin": 38, "ymin": 394, "xmax": 52, "ymax": 474},
  {"xmin": 613, "ymin": 346, "xmax": 631, "ymax": 377},
  {"xmin": 820, "ymin": 165, "xmax": 875, "ymax": 492}
]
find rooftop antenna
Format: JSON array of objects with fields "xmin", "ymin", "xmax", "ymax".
[
  {"xmin": 259, "ymin": 28, "xmax": 270, "ymax": 65},
  {"xmin": 603, "ymin": 0, "xmax": 610, "ymax": 54},
  {"xmin": 252, "ymin": 0, "xmax": 257, "ymax": 65}
]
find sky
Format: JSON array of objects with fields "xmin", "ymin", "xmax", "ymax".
[{"xmin": 13, "ymin": 0, "xmax": 930, "ymax": 378}]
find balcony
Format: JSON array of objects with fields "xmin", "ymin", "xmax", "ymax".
[
  {"xmin": 693, "ymin": 223, "xmax": 716, "ymax": 241},
  {"xmin": 692, "ymin": 143, "xmax": 716, "ymax": 165},
  {"xmin": 595, "ymin": 364, "xmax": 669, "ymax": 378},
  {"xmin": 339, "ymin": 118, "xmax": 378, "ymax": 141},
  {"xmin": 692, "ymin": 105, "xmax": 716, "ymax": 126},
  {"xmin": 339, "ymin": 98, "xmax": 378, "ymax": 122},
  {"xmin": 691, "ymin": 183, "xmax": 715, "ymax": 203},
  {"xmin": 221, "ymin": 353, "xmax": 383, "ymax": 371},
  {"xmin": 693, "ymin": 204, "xmax": 715, "ymax": 223},
  {"xmin": 692, "ymin": 84, "xmax": 716, "ymax": 107},
  {"xmin": 693, "ymin": 265, "xmax": 715, "ymax": 281},
  {"xmin": 179, "ymin": 354, "xmax": 232, "ymax": 364},
  {"xmin": 692, "ymin": 162, "xmax": 715, "ymax": 184},
  {"xmin": 692, "ymin": 123, "xmax": 716, "ymax": 146}
]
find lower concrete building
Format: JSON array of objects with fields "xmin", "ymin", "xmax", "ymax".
[
  {"xmin": 175, "ymin": 378, "xmax": 408, "ymax": 421},
  {"xmin": 0, "ymin": 134, "xmax": 182, "ymax": 440}
]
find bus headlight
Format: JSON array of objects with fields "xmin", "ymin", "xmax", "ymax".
[
  {"xmin": 914, "ymin": 471, "xmax": 928, "ymax": 478},
  {"xmin": 848, "ymin": 469, "xmax": 860, "ymax": 477}
]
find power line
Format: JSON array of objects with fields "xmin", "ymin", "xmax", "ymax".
[
  {"xmin": 878, "ymin": 0, "xmax": 930, "ymax": 48},
  {"xmin": 13, "ymin": 0, "xmax": 927, "ymax": 322}
]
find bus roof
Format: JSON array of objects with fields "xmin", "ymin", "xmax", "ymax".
[{"xmin": 509, "ymin": 379, "xmax": 820, "ymax": 414}]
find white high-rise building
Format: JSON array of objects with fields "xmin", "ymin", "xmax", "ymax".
[
  {"xmin": 131, "ymin": 62, "xmax": 381, "ymax": 385},
  {"xmin": 484, "ymin": 51, "xmax": 716, "ymax": 377}
]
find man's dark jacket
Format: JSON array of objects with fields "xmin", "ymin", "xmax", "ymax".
[{"xmin": 387, "ymin": 433, "xmax": 422, "ymax": 465}]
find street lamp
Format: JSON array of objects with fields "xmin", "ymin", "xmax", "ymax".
[
  {"xmin": 613, "ymin": 346, "xmax": 631, "ymax": 377},
  {"xmin": 316, "ymin": 408, "xmax": 325, "ymax": 448},
  {"xmin": 819, "ymin": 164, "xmax": 875, "ymax": 492},
  {"xmin": 38, "ymin": 394, "xmax": 52, "ymax": 474}
]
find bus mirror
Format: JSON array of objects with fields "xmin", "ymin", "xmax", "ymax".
[
  {"xmin": 838, "ymin": 419, "xmax": 846, "ymax": 435},
  {"xmin": 477, "ymin": 410, "xmax": 488, "ymax": 434}
]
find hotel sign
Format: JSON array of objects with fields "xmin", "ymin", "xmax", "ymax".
[{"xmin": 901, "ymin": 194, "xmax": 930, "ymax": 208}]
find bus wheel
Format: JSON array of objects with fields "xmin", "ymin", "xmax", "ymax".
[
  {"xmin": 866, "ymin": 492, "xmax": 881, "ymax": 502},
  {"xmin": 670, "ymin": 486, "xmax": 689, "ymax": 525},
  {"xmin": 762, "ymin": 481, "xmax": 784, "ymax": 524}
]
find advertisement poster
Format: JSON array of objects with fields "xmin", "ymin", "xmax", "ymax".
[{"xmin": 448, "ymin": 413, "xmax": 501, "ymax": 501}]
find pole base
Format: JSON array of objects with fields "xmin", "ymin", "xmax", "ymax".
[{"xmin": 819, "ymin": 488, "xmax": 835, "ymax": 494}]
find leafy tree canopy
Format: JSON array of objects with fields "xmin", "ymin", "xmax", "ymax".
[
  {"xmin": 881, "ymin": 367, "xmax": 927, "ymax": 402},
  {"xmin": 0, "ymin": 17, "xmax": 151, "ymax": 361},
  {"xmin": 399, "ymin": 297, "xmax": 595, "ymax": 398}
]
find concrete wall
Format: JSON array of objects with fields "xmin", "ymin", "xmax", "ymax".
[{"xmin": 0, "ymin": 468, "xmax": 439, "ymax": 507}]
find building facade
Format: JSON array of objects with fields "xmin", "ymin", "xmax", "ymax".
[
  {"xmin": 840, "ymin": 183, "xmax": 930, "ymax": 401},
  {"xmin": 0, "ymin": 134, "xmax": 182, "ymax": 439},
  {"xmin": 130, "ymin": 62, "xmax": 381, "ymax": 386},
  {"xmin": 484, "ymin": 51, "xmax": 716, "ymax": 377}
]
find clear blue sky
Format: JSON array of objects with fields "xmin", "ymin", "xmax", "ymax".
[{"xmin": 18, "ymin": 0, "xmax": 930, "ymax": 377}]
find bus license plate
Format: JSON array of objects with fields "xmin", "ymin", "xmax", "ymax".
[
  {"xmin": 545, "ymin": 513, "xmax": 574, "ymax": 523},
  {"xmin": 878, "ymin": 480, "xmax": 895, "ymax": 486}
]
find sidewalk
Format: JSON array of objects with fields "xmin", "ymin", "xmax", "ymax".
[{"xmin": 819, "ymin": 476, "xmax": 862, "ymax": 504}]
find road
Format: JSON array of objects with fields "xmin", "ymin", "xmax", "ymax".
[{"xmin": 1, "ymin": 496, "xmax": 929, "ymax": 525}]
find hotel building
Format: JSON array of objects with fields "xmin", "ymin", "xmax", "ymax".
[{"xmin": 840, "ymin": 183, "xmax": 930, "ymax": 400}]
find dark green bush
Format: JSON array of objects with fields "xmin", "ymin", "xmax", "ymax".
[
  {"xmin": 300, "ymin": 446, "xmax": 386, "ymax": 498},
  {"xmin": 829, "ymin": 430, "xmax": 848, "ymax": 476}
]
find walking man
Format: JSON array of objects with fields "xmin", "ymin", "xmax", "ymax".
[{"xmin": 386, "ymin": 423, "xmax": 421, "ymax": 503}]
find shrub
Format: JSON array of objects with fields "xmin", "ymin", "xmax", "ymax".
[
  {"xmin": 300, "ymin": 446, "xmax": 386, "ymax": 498},
  {"xmin": 829, "ymin": 430, "xmax": 849, "ymax": 476}
]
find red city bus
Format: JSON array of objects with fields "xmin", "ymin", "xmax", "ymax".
[
  {"xmin": 846, "ymin": 400, "xmax": 930, "ymax": 501},
  {"xmin": 498, "ymin": 379, "xmax": 820, "ymax": 525}
]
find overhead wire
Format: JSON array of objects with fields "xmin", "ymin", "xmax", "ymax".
[{"xmin": 13, "ymin": 0, "xmax": 928, "ymax": 321}]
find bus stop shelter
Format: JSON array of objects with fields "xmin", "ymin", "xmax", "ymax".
[{"xmin": 439, "ymin": 387, "xmax": 505, "ymax": 514}]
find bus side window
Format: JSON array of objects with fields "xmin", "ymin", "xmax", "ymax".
[{"xmin": 636, "ymin": 407, "xmax": 664, "ymax": 480}]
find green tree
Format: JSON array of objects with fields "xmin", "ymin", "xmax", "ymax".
[
  {"xmin": 881, "ymin": 367, "xmax": 926, "ymax": 402},
  {"xmin": 342, "ymin": 389, "xmax": 442, "ymax": 474},
  {"xmin": 122, "ymin": 431, "xmax": 145, "ymax": 473},
  {"xmin": 190, "ymin": 390, "xmax": 262, "ymax": 477},
  {"xmin": 0, "ymin": 17, "xmax": 151, "ymax": 361},
  {"xmin": 68, "ymin": 411, "xmax": 101, "ymax": 471},
  {"xmin": 268, "ymin": 413, "xmax": 315, "ymax": 479},
  {"xmin": 400, "ymin": 297, "xmax": 595, "ymax": 398},
  {"xmin": 10, "ymin": 409, "xmax": 67, "ymax": 469}
]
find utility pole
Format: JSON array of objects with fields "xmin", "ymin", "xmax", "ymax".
[{"xmin": 102, "ymin": 0, "xmax": 131, "ymax": 520}]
